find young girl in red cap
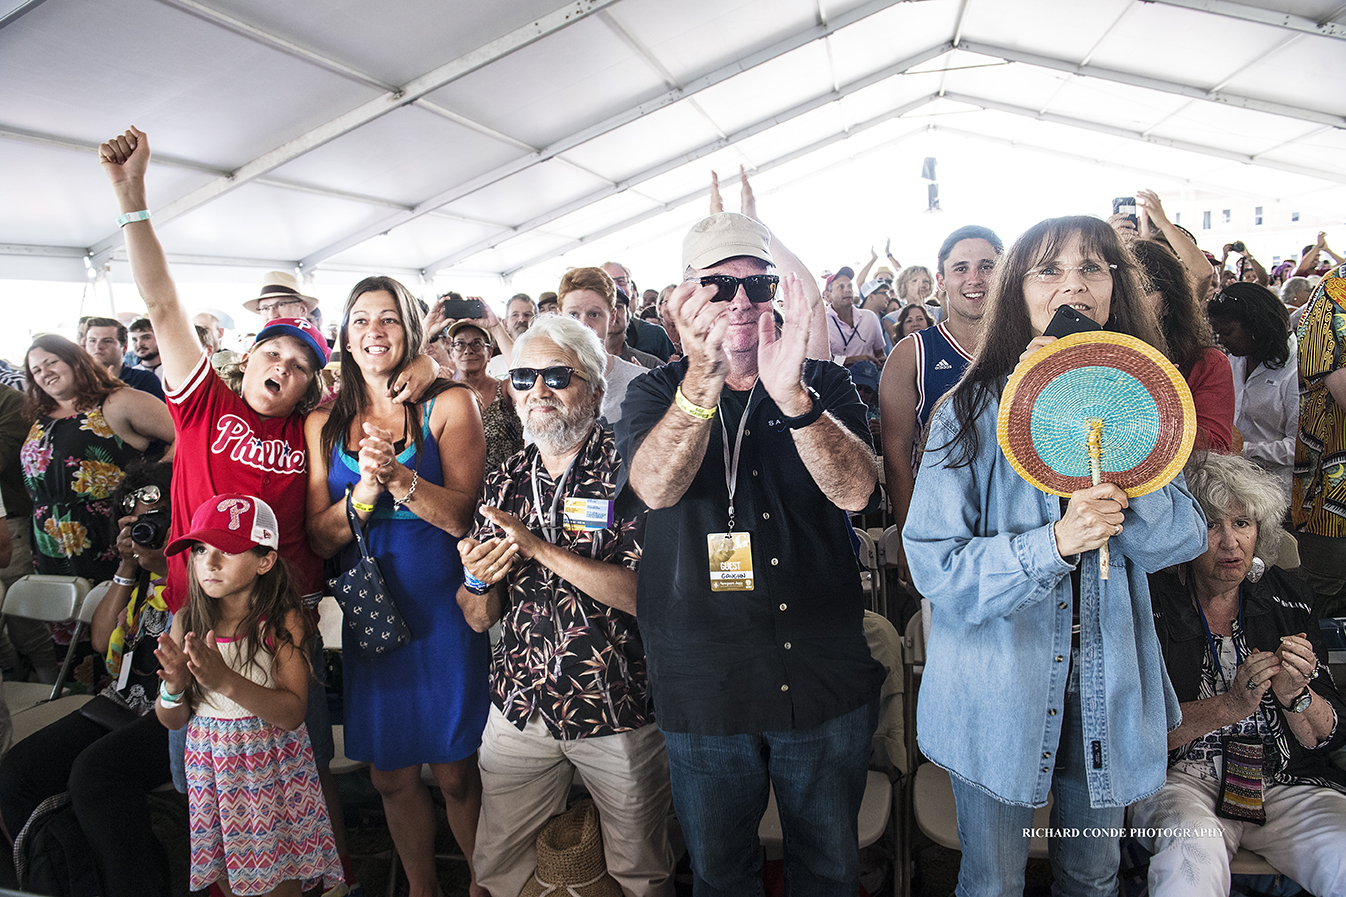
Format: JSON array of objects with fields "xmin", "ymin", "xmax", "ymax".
[{"xmin": 154, "ymin": 494, "xmax": 341, "ymax": 897}]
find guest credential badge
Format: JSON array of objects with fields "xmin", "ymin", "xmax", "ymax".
[
  {"xmin": 708, "ymin": 532, "xmax": 753, "ymax": 591},
  {"xmin": 562, "ymin": 497, "xmax": 614, "ymax": 532}
]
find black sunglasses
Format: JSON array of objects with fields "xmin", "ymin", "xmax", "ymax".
[
  {"xmin": 509, "ymin": 366, "xmax": 587, "ymax": 391},
  {"xmin": 698, "ymin": 274, "xmax": 780, "ymax": 304}
]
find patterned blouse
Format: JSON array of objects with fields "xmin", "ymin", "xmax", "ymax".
[
  {"xmin": 481, "ymin": 380, "xmax": 524, "ymax": 475},
  {"xmin": 469, "ymin": 424, "xmax": 650, "ymax": 740}
]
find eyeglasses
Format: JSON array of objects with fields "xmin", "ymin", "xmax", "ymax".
[
  {"xmin": 427, "ymin": 332, "xmax": 448, "ymax": 344},
  {"xmin": 509, "ymin": 366, "xmax": 587, "ymax": 391},
  {"xmin": 256, "ymin": 297, "xmax": 306, "ymax": 316},
  {"xmin": 121, "ymin": 485, "xmax": 162, "ymax": 513},
  {"xmin": 451, "ymin": 339, "xmax": 487, "ymax": 351},
  {"xmin": 696, "ymin": 274, "xmax": 780, "ymax": 304},
  {"xmin": 1027, "ymin": 263, "xmax": 1117, "ymax": 285}
]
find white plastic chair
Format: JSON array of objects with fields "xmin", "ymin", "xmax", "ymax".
[{"xmin": 1, "ymin": 575, "xmax": 93, "ymax": 712}]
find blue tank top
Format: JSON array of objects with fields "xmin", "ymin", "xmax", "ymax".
[{"xmin": 913, "ymin": 321, "xmax": 974, "ymax": 432}]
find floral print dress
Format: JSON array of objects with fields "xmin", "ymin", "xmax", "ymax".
[{"xmin": 22, "ymin": 404, "xmax": 138, "ymax": 591}]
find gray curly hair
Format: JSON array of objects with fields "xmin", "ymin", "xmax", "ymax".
[{"xmin": 1183, "ymin": 453, "xmax": 1287, "ymax": 562}]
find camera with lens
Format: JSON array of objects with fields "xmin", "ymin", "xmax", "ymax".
[
  {"xmin": 1231, "ymin": 241, "xmax": 1246, "ymax": 253},
  {"xmin": 130, "ymin": 509, "xmax": 171, "ymax": 549}
]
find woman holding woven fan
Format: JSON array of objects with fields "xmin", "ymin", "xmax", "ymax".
[
  {"xmin": 904, "ymin": 216, "xmax": 1208, "ymax": 897},
  {"xmin": 304, "ymin": 276, "xmax": 490, "ymax": 897}
]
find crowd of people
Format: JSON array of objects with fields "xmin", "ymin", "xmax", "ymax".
[{"xmin": 0, "ymin": 124, "xmax": 1339, "ymax": 897}]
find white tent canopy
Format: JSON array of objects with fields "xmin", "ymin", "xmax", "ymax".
[{"xmin": 3, "ymin": 0, "xmax": 1344, "ymax": 302}]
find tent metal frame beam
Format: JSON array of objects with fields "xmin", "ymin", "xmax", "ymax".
[
  {"xmin": 500, "ymin": 112, "xmax": 932, "ymax": 278},
  {"xmin": 84, "ymin": 0, "xmax": 624, "ymax": 262},
  {"xmin": 957, "ymin": 39, "xmax": 1346, "ymax": 129},
  {"xmin": 0, "ymin": 0, "xmax": 49, "ymax": 30},
  {"xmin": 1142, "ymin": 0, "xmax": 1346, "ymax": 40},
  {"xmin": 941, "ymin": 91, "xmax": 1346, "ymax": 186},
  {"xmin": 420, "ymin": 44, "xmax": 951, "ymax": 275},
  {"xmin": 299, "ymin": 0, "xmax": 937, "ymax": 270}
]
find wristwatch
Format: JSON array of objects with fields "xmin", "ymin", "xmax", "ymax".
[
  {"xmin": 781, "ymin": 386, "xmax": 824, "ymax": 430},
  {"xmin": 1277, "ymin": 685, "xmax": 1312, "ymax": 714}
]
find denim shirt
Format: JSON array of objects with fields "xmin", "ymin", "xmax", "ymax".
[{"xmin": 904, "ymin": 392, "xmax": 1208, "ymax": 808}]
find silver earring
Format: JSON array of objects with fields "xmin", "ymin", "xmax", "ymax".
[{"xmin": 1246, "ymin": 556, "xmax": 1265, "ymax": 583}]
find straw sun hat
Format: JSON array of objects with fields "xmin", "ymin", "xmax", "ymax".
[{"xmin": 518, "ymin": 799, "xmax": 621, "ymax": 897}]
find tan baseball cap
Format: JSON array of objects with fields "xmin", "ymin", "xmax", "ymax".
[{"xmin": 682, "ymin": 212, "xmax": 774, "ymax": 270}]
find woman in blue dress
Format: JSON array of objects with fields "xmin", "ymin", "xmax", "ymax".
[{"xmin": 305, "ymin": 276, "xmax": 489, "ymax": 897}]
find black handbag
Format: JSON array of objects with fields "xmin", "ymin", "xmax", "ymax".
[{"xmin": 326, "ymin": 490, "xmax": 412, "ymax": 660}]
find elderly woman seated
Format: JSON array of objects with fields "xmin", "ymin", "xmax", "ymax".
[{"xmin": 1131, "ymin": 453, "xmax": 1346, "ymax": 897}]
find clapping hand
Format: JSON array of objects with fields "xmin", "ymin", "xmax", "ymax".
[
  {"xmin": 756, "ymin": 273, "xmax": 814, "ymax": 414},
  {"xmin": 458, "ymin": 533, "xmax": 519, "ymax": 587},
  {"xmin": 357, "ymin": 421, "xmax": 397, "ymax": 489},
  {"xmin": 481, "ymin": 506, "xmax": 543, "ymax": 560},
  {"xmin": 183, "ymin": 630, "xmax": 233, "ymax": 692},
  {"xmin": 1271, "ymin": 633, "xmax": 1317, "ymax": 704},
  {"xmin": 154, "ymin": 632, "xmax": 190, "ymax": 695}
]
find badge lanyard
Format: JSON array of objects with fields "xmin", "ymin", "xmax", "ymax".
[
  {"xmin": 831, "ymin": 316, "xmax": 860, "ymax": 350},
  {"xmin": 718, "ymin": 383, "xmax": 757, "ymax": 532},
  {"xmin": 531, "ymin": 453, "xmax": 578, "ymax": 544},
  {"xmin": 1194, "ymin": 584, "xmax": 1244, "ymax": 692}
]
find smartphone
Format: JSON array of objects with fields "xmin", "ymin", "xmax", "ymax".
[
  {"xmin": 442, "ymin": 297, "xmax": 485, "ymax": 319},
  {"xmin": 1043, "ymin": 305, "xmax": 1101, "ymax": 340},
  {"xmin": 1112, "ymin": 196, "xmax": 1137, "ymax": 218}
]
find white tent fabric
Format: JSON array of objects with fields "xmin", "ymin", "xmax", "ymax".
[{"xmin": 2, "ymin": 0, "xmax": 1343, "ymax": 289}]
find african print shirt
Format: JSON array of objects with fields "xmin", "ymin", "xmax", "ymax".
[
  {"xmin": 470, "ymin": 424, "xmax": 650, "ymax": 740},
  {"xmin": 1293, "ymin": 263, "xmax": 1346, "ymax": 537}
]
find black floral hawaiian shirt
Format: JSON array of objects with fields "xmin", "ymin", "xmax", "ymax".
[{"xmin": 470, "ymin": 424, "xmax": 651, "ymax": 740}]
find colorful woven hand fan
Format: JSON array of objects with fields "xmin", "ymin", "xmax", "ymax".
[{"xmin": 997, "ymin": 331, "xmax": 1197, "ymax": 578}]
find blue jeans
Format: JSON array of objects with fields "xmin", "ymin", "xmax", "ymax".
[
  {"xmin": 662, "ymin": 698, "xmax": 878, "ymax": 897},
  {"xmin": 950, "ymin": 653, "xmax": 1123, "ymax": 897}
]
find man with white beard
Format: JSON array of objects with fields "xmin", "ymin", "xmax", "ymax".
[{"xmin": 456, "ymin": 314, "xmax": 673, "ymax": 897}]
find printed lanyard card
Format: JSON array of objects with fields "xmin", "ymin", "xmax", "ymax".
[
  {"xmin": 708, "ymin": 532, "xmax": 753, "ymax": 591},
  {"xmin": 562, "ymin": 497, "xmax": 614, "ymax": 532}
]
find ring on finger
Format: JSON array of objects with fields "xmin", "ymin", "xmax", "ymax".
[{"xmin": 1246, "ymin": 678, "xmax": 1258, "ymax": 691}]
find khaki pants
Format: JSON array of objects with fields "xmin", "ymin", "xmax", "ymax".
[{"xmin": 473, "ymin": 705, "xmax": 675, "ymax": 897}]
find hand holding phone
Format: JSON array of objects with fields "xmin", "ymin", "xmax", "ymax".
[{"xmin": 1043, "ymin": 305, "xmax": 1102, "ymax": 340}]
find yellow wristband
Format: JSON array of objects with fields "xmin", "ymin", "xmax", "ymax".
[
  {"xmin": 674, "ymin": 386, "xmax": 716, "ymax": 420},
  {"xmin": 347, "ymin": 487, "xmax": 376, "ymax": 514}
]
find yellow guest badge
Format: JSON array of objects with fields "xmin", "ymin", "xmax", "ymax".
[{"xmin": 708, "ymin": 532, "xmax": 753, "ymax": 591}]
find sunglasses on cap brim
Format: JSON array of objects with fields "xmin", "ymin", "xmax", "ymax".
[
  {"xmin": 509, "ymin": 366, "xmax": 587, "ymax": 390},
  {"xmin": 698, "ymin": 274, "xmax": 780, "ymax": 304}
]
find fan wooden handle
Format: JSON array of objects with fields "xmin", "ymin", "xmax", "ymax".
[{"xmin": 1087, "ymin": 420, "xmax": 1109, "ymax": 581}]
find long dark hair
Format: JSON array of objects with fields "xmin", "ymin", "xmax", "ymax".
[
  {"xmin": 941, "ymin": 216, "xmax": 1165, "ymax": 467},
  {"xmin": 320, "ymin": 275, "xmax": 456, "ymax": 464},
  {"xmin": 23, "ymin": 333, "xmax": 123, "ymax": 417},
  {"xmin": 1207, "ymin": 282, "xmax": 1291, "ymax": 371},
  {"xmin": 179, "ymin": 548, "xmax": 311, "ymax": 711},
  {"xmin": 1129, "ymin": 238, "xmax": 1212, "ymax": 369}
]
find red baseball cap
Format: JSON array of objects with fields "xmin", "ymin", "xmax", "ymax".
[
  {"xmin": 253, "ymin": 316, "xmax": 330, "ymax": 367},
  {"xmin": 165, "ymin": 494, "xmax": 281, "ymax": 556}
]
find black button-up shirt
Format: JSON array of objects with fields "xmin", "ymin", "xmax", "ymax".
[
  {"xmin": 472, "ymin": 425, "xmax": 651, "ymax": 740},
  {"xmin": 617, "ymin": 358, "xmax": 884, "ymax": 735}
]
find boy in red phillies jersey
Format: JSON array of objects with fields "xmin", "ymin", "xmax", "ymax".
[{"xmin": 163, "ymin": 318, "xmax": 329, "ymax": 613}]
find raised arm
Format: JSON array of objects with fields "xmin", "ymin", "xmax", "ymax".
[
  {"xmin": 1136, "ymin": 189, "xmax": 1212, "ymax": 299},
  {"xmin": 854, "ymin": 247, "xmax": 877, "ymax": 290},
  {"xmin": 98, "ymin": 128, "xmax": 206, "ymax": 392},
  {"xmin": 715, "ymin": 167, "xmax": 829, "ymax": 359}
]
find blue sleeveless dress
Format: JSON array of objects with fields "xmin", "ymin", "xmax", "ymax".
[{"xmin": 326, "ymin": 398, "xmax": 490, "ymax": 769}]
